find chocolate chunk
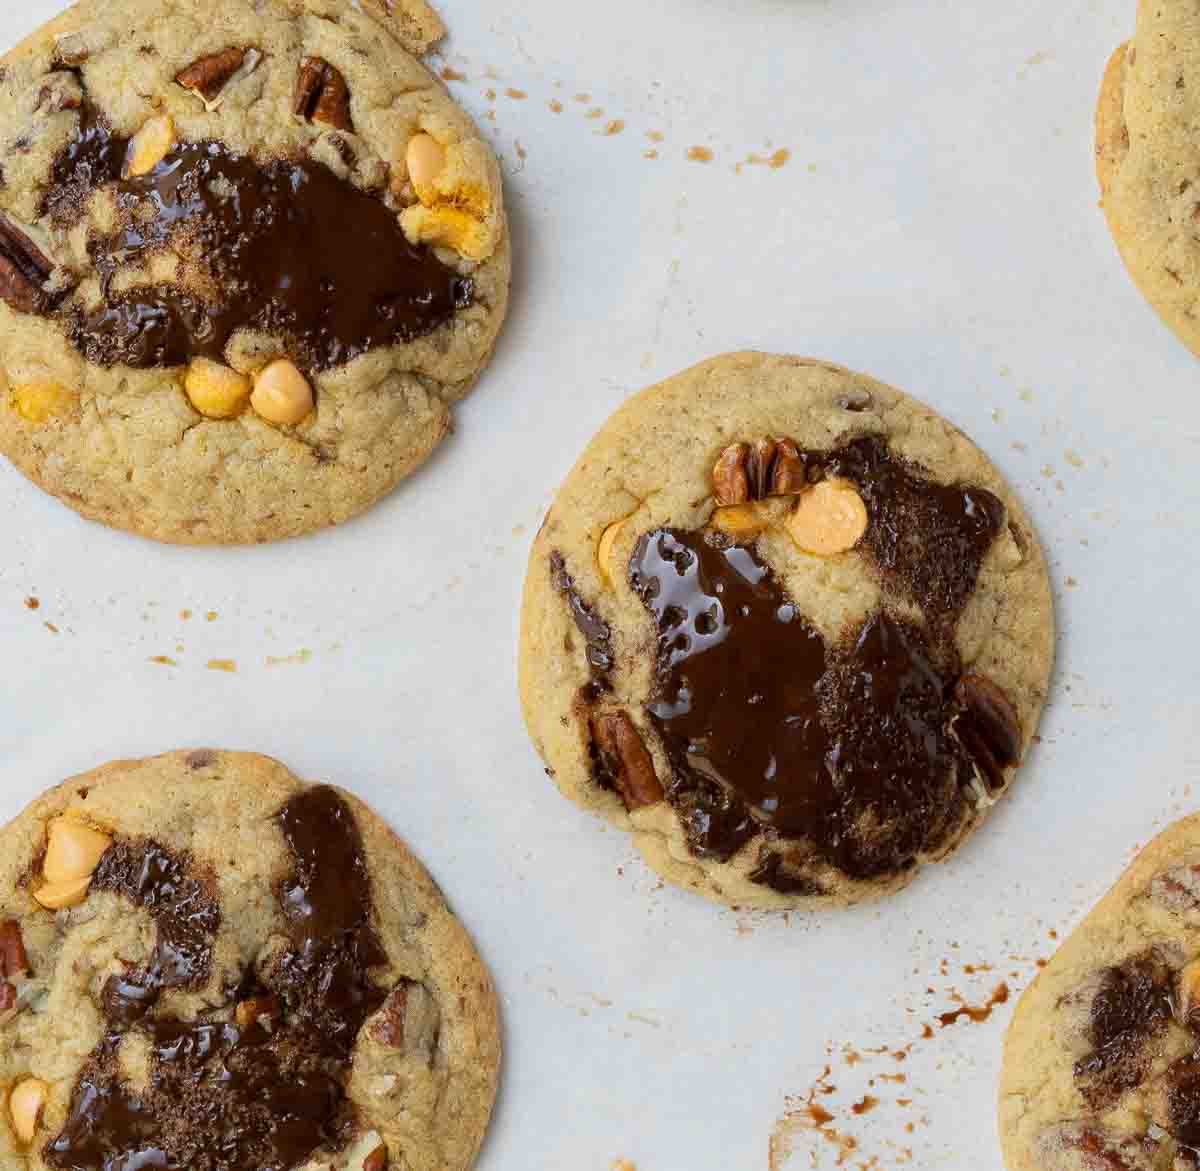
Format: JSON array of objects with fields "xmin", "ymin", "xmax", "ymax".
[
  {"xmin": 39, "ymin": 100, "xmax": 471, "ymax": 371},
  {"xmin": 1073, "ymin": 951, "xmax": 1174, "ymax": 1109},
  {"xmin": 630, "ymin": 528, "xmax": 978, "ymax": 875},
  {"xmin": 550, "ymin": 552, "xmax": 615, "ymax": 697},
  {"xmin": 589, "ymin": 711, "xmax": 664, "ymax": 810},
  {"xmin": 47, "ymin": 786, "xmax": 386, "ymax": 1171}
]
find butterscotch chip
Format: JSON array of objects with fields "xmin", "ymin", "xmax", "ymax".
[
  {"xmin": 0, "ymin": 751, "xmax": 499, "ymax": 1171},
  {"xmin": 0, "ymin": 0, "xmax": 508, "ymax": 545},
  {"xmin": 520, "ymin": 354, "xmax": 1053, "ymax": 910}
]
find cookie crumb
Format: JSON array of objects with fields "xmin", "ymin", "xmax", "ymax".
[
  {"xmin": 149, "ymin": 655, "xmax": 178, "ymax": 667},
  {"xmin": 206, "ymin": 659, "xmax": 237, "ymax": 673},
  {"xmin": 612, "ymin": 1161, "xmax": 636, "ymax": 1171},
  {"xmin": 603, "ymin": 120, "xmax": 625, "ymax": 136},
  {"xmin": 44, "ymin": 622, "xmax": 59, "ymax": 634},
  {"xmin": 504, "ymin": 87, "xmax": 526, "ymax": 100},
  {"xmin": 549, "ymin": 99, "xmax": 563, "ymax": 113},
  {"xmin": 686, "ymin": 146, "xmax": 714, "ymax": 162},
  {"xmin": 440, "ymin": 66, "xmax": 467, "ymax": 82}
]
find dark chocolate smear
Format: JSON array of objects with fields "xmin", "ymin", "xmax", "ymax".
[
  {"xmin": 1163, "ymin": 1059, "xmax": 1200, "ymax": 1148},
  {"xmin": 42, "ymin": 104, "xmax": 471, "ymax": 371},
  {"xmin": 47, "ymin": 786, "xmax": 386, "ymax": 1171},
  {"xmin": 629, "ymin": 529, "xmax": 977, "ymax": 873},
  {"xmin": 1073, "ymin": 951, "xmax": 1173, "ymax": 1109},
  {"xmin": 550, "ymin": 551, "xmax": 615, "ymax": 701}
]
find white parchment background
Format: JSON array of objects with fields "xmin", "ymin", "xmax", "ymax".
[{"xmin": 0, "ymin": 1, "xmax": 1194, "ymax": 1167}]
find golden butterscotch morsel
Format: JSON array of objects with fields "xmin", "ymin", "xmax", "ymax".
[
  {"xmin": 711, "ymin": 502, "xmax": 770, "ymax": 540},
  {"xmin": 8, "ymin": 1077, "xmax": 48, "ymax": 1146},
  {"xmin": 184, "ymin": 359, "xmax": 251, "ymax": 419},
  {"xmin": 406, "ymin": 133, "xmax": 447, "ymax": 198},
  {"xmin": 9, "ymin": 379, "xmax": 77, "ymax": 423},
  {"xmin": 42, "ymin": 816, "xmax": 112, "ymax": 886},
  {"xmin": 596, "ymin": 520, "xmax": 625, "ymax": 586},
  {"xmin": 785, "ymin": 479, "xmax": 868, "ymax": 556},
  {"xmin": 250, "ymin": 360, "xmax": 314, "ymax": 426},
  {"xmin": 126, "ymin": 114, "xmax": 177, "ymax": 177}
]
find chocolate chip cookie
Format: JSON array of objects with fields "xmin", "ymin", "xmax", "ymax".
[
  {"xmin": 518, "ymin": 354, "xmax": 1054, "ymax": 909},
  {"xmin": 0, "ymin": 750, "xmax": 500, "ymax": 1171},
  {"xmin": 1000, "ymin": 818, "xmax": 1200, "ymax": 1170},
  {"xmin": 0, "ymin": 0, "xmax": 509, "ymax": 543},
  {"xmin": 1097, "ymin": 4, "xmax": 1200, "ymax": 361}
]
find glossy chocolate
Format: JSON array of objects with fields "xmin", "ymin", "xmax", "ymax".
[
  {"xmin": 44, "ymin": 105, "xmax": 470, "ymax": 371},
  {"xmin": 550, "ymin": 551, "xmax": 615, "ymax": 700},
  {"xmin": 1074, "ymin": 952, "xmax": 1173, "ymax": 1109},
  {"xmin": 47, "ymin": 786, "xmax": 386, "ymax": 1171}
]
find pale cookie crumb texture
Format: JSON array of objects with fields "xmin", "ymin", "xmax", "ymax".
[
  {"xmin": 518, "ymin": 354, "xmax": 1054, "ymax": 910},
  {"xmin": 1097, "ymin": 4, "xmax": 1200, "ymax": 361},
  {"xmin": 0, "ymin": 0, "xmax": 509, "ymax": 543},
  {"xmin": 1001, "ymin": 816, "xmax": 1200, "ymax": 1170},
  {"xmin": 0, "ymin": 750, "xmax": 500, "ymax": 1171}
]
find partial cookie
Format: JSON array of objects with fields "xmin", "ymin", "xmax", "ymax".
[
  {"xmin": 0, "ymin": 750, "xmax": 500, "ymax": 1171},
  {"xmin": 0, "ymin": 0, "xmax": 509, "ymax": 543},
  {"xmin": 518, "ymin": 354, "xmax": 1054, "ymax": 909},
  {"xmin": 1097, "ymin": 6, "xmax": 1200, "ymax": 360},
  {"xmin": 1000, "ymin": 817, "xmax": 1200, "ymax": 1170}
]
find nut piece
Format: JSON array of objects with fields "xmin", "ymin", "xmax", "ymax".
[
  {"xmin": 711, "ymin": 503, "xmax": 769, "ymax": 541},
  {"xmin": 954, "ymin": 673, "xmax": 1022, "ymax": 792},
  {"xmin": 0, "ymin": 921, "xmax": 29, "ymax": 982},
  {"xmin": 10, "ymin": 380, "xmax": 76, "ymax": 423},
  {"xmin": 596, "ymin": 521, "xmax": 625, "ymax": 587},
  {"xmin": 712, "ymin": 442, "xmax": 750, "ymax": 506},
  {"xmin": 251, "ymin": 360, "xmax": 314, "ymax": 426},
  {"xmin": 342, "ymin": 1132, "xmax": 387, "ymax": 1171},
  {"xmin": 126, "ymin": 115, "xmax": 177, "ymax": 178},
  {"xmin": 235, "ymin": 995, "xmax": 279, "ymax": 1031},
  {"xmin": 0, "ymin": 214, "xmax": 55, "ymax": 315},
  {"xmin": 406, "ymin": 133, "xmax": 447, "ymax": 196},
  {"xmin": 43, "ymin": 817, "xmax": 112, "ymax": 885},
  {"xmin": 785, "ymin": 479, "xmax": 868, "ymax": 556},
  {"xmin": 1178, "ymin": 959, "xmax": 1200, "ymax": 1028},
  {"xmin": 176, "ymin": 47, "xmax": 246, "ymax": 103},
  {"xmin": 369, "ymin": 981, "xmax": 440, "ymax": 1060},
  {"xmin": 8, "ymin": 1077, "xmax": 48, "ymax": 1146},
  {"xmin": 591, "ymin": 711, "xmax": 665, "ymax": 811},
  {"xmin": 184, "ymin": 359, "xmax": 251, "ymax": 419},
  {"xmin": 294, "ymin": 58, "xmax": 353, "ymax": 132}
]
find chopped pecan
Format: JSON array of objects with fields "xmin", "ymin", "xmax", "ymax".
[
  {"xmin": 746, "ymin": 438, "xmax": 777, "ymax": 501},
  {"xmin": 363, "ymin": 1144, "xmax": 387, "ymax": 1171},
  {"xmin": 712, "ymin": 438, "xmax": 811, "ymax": 505},
  {"xmin": 0, "ymin": 919, "xmax": 29, "ymax": 980},
  {"xmin": 591, "ymin": 711, "xmax": 664, "ymax": 810},
  {"xmin": 369, "ymin": 980, "xmax": 439, "ymax": 1061},
  {"xmin": 294, "ymin": 57, "xmax": 354, "ymax": 132},
  {"xmin": 954, "ymin": 673, "xmax": 1022, "ymax": 793},
  {"xmin": 713, "ymin": 442, "xmax": 750, "ymax": 506},
  {"xmin": 770, "ymin": 438, "xmax": 806, "ymax": 496},
  {"xmin": 1034, "ymin": 1121, "xmax": 1159, "ymax": 1171},
  {"xmin": 176, "ymin": 47, "xmax": 247, "ymax": 102},
  {"xmin": 0, "ymin": 213, "xmax": 53, "ymax": 314},
  {"xmin": 0, "ymin": 982, "xmax": 13, "ymax": 1013}
]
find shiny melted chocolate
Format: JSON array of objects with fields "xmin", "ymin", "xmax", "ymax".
[
  {"xmin": 46, "ymin": 786, "xmax": 386, "ymax": 1171},
  {"xmin": 45, "ymin": 105, "xmax": 471, "ymax": 371},
  {"xmin": 550, "ymin": 550, "xmax": 615, "ymax": 700},
  {"xmin": 625, "ymin": 436, "xmax": 1005, "ymax": 878}
]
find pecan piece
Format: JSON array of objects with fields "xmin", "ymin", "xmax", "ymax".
[
  {"xmin": 0, "ymin": 919, "xmax": 29, "ymax": 980},
  {"xmin": 591, "ymin": 711, "xmax": 664, "ymax": 810},
  {"xmin": 954, "ymin": 673, "xmax": 1022, "ymax": 793},
  {"xmin": 176, "ymin": 47, "xmax": 247, "ymax": 102},
  {"xmin": 34, "ymin": 72, "xmax": 83, "ymax": 115},
  {"xmin": 713, "ymin": 442, "xmax": 750, "ymax": 506},
  {"xmin": 770, "ymin": 438, "xmax": 807, "ymax": 496},
  {"xmin": 369, "ymin": 980, "xmax": 439, "ymax": 1061},
  {"xmin": 0, "ymin": 982, "xmax": 14, "ymax": 1013},
  {"xmin": 0, "ymin": 214, "xmax": 53, "ymax": 315},
  {"xmin": 1034, "ymin": 1121, "xmax": 1159, "ymax": 1171},
  {"xmin": 746, "ymin": 438, "xmax": 777, "ymax": 501},
  {"xmin": 294, "ymin": 57, "xmax": 354, "ymax": 132}
]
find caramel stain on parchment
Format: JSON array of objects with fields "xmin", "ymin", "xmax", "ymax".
[
  {"xmin": 770, "ymin": 1066, "xmax": 858, "ymax": 1169},
  {"xmin": 206, "ymin": 658, "xmax": 237, "ymax": 673},
  {"xmin": 24, "ymin": 597, "xmax": 39, "ymax": 610}
]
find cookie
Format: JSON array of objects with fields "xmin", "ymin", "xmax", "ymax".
[
  {"xmin": 0, "ymin": 750, "xmax": 500, "ymax": 1171},
  {"xmin": 1000, "ymin": 818, "xmax": 1200, "ymax": 1170},
  {"xmin": 0, "ymin": 0, "xmax": 509, "ymax": 543},
  {"xmin": 518, "ymin": 353, "xmax": 1054, "ymax": 909},
  {"xmin": 1097, "ymin": 6, "xmax": 1200, "ymax": 361}
]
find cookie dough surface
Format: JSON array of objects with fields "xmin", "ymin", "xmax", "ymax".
[
  {"xmin": 518, "ymin": 353, "xmax": 1054, "ymax": 910},
  {"xmin": 0, "ymin": 0, "xmax": 509, "ymax": 543},
  {"xmin": 1000, "ymin": 817, "xmax": 1200, "ymax": 1171},
  {"xmin": 0, "ymin": 750, "xmax": 500, "ymax": 1171},
  {"xmin": 1097, "ymin": 3, "xmax": 1200, "ymax": 361}
]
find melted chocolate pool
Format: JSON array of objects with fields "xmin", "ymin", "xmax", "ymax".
[
  {"xmin": 44, "ymin": 105, "xmax": 471, "ymax": 371},
  {"xmin": 46, "ymin": 786, "xmax": 386, "ymax": 1171}
]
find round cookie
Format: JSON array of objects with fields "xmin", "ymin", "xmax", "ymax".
[
  {"xmin": 1097, "ymin": 5, "xmax": 1200, "ymax": 361},
  {"xmin": 0, "ymin": 750, "xmax": 500, "ymax": 1171},
  {"xmin": 0, "ymin": 0, "xmax": 509, "ymax": 543},
  {"xmin": 518, "ymin": 353, "xmax": 1054, "ymax": 910},
  {"xmin": 1000, "ymin": 817, "xmax": 1200, "ymax": 1170}
]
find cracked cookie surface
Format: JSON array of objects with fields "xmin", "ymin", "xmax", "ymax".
[
  {"xmin": 1000, "ymin": 817, "xmax": 1200, "ymax": 1171},
  {"xmin": 518, "ymin": 353, "xmax": 1054, "ymax": 909},
  {"xmin": 1097, "ymin": 2, "xmax": 1200, "ymax": 363},
  {"xmin": 0, "ymin": 750, "xmax": 500, "ymax": 1171},
  {"xmin": 0, "ymin": 0, "xmax": 509, "ymax": 543}
]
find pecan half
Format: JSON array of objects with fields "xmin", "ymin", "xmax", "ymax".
[
  {"xmin": 712, "ymin": 438, "xmax": 810, "ymax": 505},
  {"xmin": 369, "ymin": 980, "xmax": 439, "ymax": 1061},
  {"xmin": 0, "ymin": 214, "xmax": 53, "ymax": 314},
  {"xmin": 176, "ymin": 47, "xmax": 247, "ymax": 102},
  {"xmin": 954, "ymin": 673, "xmax": 1022, "ymax": 793},
  {"xmin": 0, "ymin": 919, "xmax": 29, "ymax": 980},
  {"xmin": 0, "ymin": 982, "xmax": 13, "ymax": 1013},
  {"xmin": 591, "ymin": 711, "xmax": 664, "ymax": 810},
  {"xmin": 294, "ymin": 57, "xmax": 354, "ymax": 132}
]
